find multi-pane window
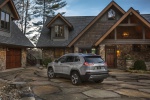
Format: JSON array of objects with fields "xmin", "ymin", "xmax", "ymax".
[
  {"xmin": 1, "ymin": 11, "xmax": 10, "ymax": 31},
  {"xmin": 55, "ymin": 25, "xmax": 64, "ymax": 38},
  {"xmin": 108, "ymin": 9, "xmax": 115, "ymax": 20}
]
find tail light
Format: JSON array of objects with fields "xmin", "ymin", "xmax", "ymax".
[
  {"xmin": 84, "ymin": 62, "xmax": 94, "ymax": 66},
  {"xmin": 104, "ymin": 62, "xmax": 107, "ymax": 66}
]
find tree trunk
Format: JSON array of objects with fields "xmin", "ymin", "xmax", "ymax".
[
  {"xmin": 43, "ymin": 0, "xmax": 46, "ymax": 26},
  {"xmin": 24, "ymin": 0, "xmax": 29, "ymax": 34}
]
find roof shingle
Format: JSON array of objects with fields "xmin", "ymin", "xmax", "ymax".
[{"xmin": 0, "ymin": 22, "xmax": 34, "ymax": 47}]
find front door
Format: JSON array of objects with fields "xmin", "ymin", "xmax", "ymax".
[{"xmin": 105, "ymin": 46, "xmax": 116, "ymax": 68}]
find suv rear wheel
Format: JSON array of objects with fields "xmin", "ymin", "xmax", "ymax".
[
  {"xmin": 71, "ymin": 72, "xmax": 81, "ymax": 85},
  {"xmin": 47, "ymin": 68, "xmax": 55, "ymax": 79}
]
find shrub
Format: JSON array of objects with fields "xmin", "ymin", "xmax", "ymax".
[
  {"xmin": 133, "ymin": 60, "xmax": 146, "ymax": 70},
  {"xmin": 42, "ymin": 58, "xmax": 52, "ymax": 67}
]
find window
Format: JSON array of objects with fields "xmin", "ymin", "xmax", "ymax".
[
  {"xmin": 108, "ymin": 9, "xmax": 115, "ymax": 20},
  {"xmin": 74, "ymin": 56, "xmax": 80, "ymax": 62},
  {"xmin": 55, "ymin": 25, "xmax": 64, "ymax": 38},
  {"xmin": 66, "ymin": 56, "xmax": 74, "ymax": 62},
  {"xmin": 1, "ymin": 11, "xmax": 10, "ymax": 31},
  {"xmin": 57, "ymin": 56, "xmax": 66, "ymax": 63}
]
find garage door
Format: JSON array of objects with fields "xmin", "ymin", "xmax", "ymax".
[{"xmin": 6, "ymin": 48, "xmax": 21, "ymax": 69}]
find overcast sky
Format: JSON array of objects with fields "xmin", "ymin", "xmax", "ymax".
[{"xmin": 57, "ymin": 0, "xmax": 150, "ymax": 16}]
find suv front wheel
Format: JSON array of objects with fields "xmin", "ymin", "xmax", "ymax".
[
  {"xmin": 47, "ymin": 68, "xmax": 55, "ymax": 79},
  {"xmin": 71, "ymin": 72, "xmax": 81, "ymax": 85}
]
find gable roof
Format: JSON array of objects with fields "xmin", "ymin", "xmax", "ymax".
[
  {"xmin": 94, "ymin": 7, "xmax": 150, "ymax": 46},
  {"xmin": 0, "ymin": 22, "xmax": 34, "ymax": 47},
  {"xmin": 46, "ymin": 13, "xmax": 73, "ymax": 29},
  {"xmin": 0, "ymin": 0, "xmax": 20, "ymax": 20},
  {"xmin": 36, "ymin": 16, "xmax": 95, "ymax": 47},
  {"xmin": 67, "ymin": 1, "xmax": 125, "ymax": 47}
]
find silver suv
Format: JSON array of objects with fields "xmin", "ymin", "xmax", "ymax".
[{"xmin": 47, "ymin": 53, "xmax": 109, "ymax": 85}]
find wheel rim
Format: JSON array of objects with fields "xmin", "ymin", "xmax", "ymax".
[
  {"xmin": 48, "ymin": 69, "xmax": 54, "ymax": 78},
  {"xmin": 71, "ymin": 73, "xmax": 78, "ymax": 84}
]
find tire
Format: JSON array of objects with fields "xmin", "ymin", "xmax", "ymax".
[
  {"xmin": 94, "ymin": 79, "xmax": 104, "ymax": 83},
  {"xmin": 71, "ymin": 72, "xmax": 81, "ymax": 85},
  {"xmin": 47, "ymin": 68, "xmax": 55, "ymax": 79}
]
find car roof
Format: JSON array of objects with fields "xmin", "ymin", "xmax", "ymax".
[{"xmin": 64, "ymin": 53, "xmax": 100, "ymax": 57}]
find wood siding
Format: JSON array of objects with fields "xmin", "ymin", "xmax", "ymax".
[{"xmin": 74, "ymin": 7, "xmax": 123, "ymax": 47}]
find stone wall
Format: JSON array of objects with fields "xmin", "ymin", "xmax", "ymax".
[
  {"xmin": 117, "ymin": 44, "xmax": 150, "ymax": 69},
  {"xmin": 42, "ymin": 49, "xmax": 55, "ymax": 60},
  {"xmin": 21, "ymin": 49, "xmax": 27, "ymax": 67},
  {"xmin": 0, "ymin": 47, "xmax": 6, "ymax": 71},
  {"xmin": 99, "ymin": 45, "xmax": 105, "ymax": 61}
]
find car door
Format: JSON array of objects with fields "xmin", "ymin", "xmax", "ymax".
[
  {"xmin": 54, "ymin": 56, "xmax": 66, "ymax": 73},
  {"xmin": 62, "ymin": 56, "xmax": 74, "ymax": 75}
]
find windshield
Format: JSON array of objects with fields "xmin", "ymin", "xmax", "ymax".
[{"xmin": 84, "ymin": 56, "xmax": 104, "ymax": 63}]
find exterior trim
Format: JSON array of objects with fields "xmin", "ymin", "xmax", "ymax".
[
  {"xmin": 46, "ymin": 13, "xmax": 73, "ymax": 29},
  {"xmin": 94, "ymin": 7, "xmax": 150, "ymax": 46},
  {"xmin": 0, "ymin": 0, "xmax": 20, "ymax": 20},
  {"xmin": 67, "ymin": 1, "xmax": 125, "ymax": 47}
]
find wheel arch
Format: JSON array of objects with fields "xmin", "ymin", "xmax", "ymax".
[{"xmin": 70, "ymin": 69, "xmax": 80, "ymax": 76}]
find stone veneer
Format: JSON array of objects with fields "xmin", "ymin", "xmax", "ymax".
[
  {"xmin": 98, "ymin": 44, "xmax": 150, "ymax": 69},
  {"xmin": 117, "ymin": 44, "xmax": 150, "ymax": 69},
  {"xmin": 21, "ymin": 49, "xmax": 27, "ymax": 67},
  {"xmin": 42, "ymin": 49, "xmax": 55, "ymax": 60},
  {"xmin": 0, "ymin": 47, "xmax": 6, "ymax": 71}
]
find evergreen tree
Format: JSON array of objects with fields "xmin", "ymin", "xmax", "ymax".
[{"xmin": 33, "ymin": 0, "xmax": 67, "ymax": 25}]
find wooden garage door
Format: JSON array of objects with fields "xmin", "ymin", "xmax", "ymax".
[{"xmin": 6, "ymin": 48, "xmax": 21, "ymax": 69}]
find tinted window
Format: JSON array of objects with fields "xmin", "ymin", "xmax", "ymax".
[
  {"xmin": 74, "ymin": 56, "xmax": 80, "ymax": 62},
  {"xmin": 66, "ymin": 56, "xmax": 74, "ymax": 62},
  {"xmin": 57, "ymin": 56, "xmax": 66, "ymax": 63},
  {"xmin": 84, "ymin": 56, "xmax": 104, "ymax": 63}
]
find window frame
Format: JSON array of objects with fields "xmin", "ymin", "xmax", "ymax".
[
  {"xmin": 54, "ymin": 25, "xmax": 64, "ymax": 38},
  {"xmin": 0, "ymin": 10, "xmax": 10, "ymax": 32},
  {"xmin": 108, "ymin": 9, "xmax": 116, "ymax": 20}
]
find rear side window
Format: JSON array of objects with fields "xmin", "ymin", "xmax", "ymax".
[
  {"xmin": 74, "ymin": 56, "xmax": 80, "ymax": 62},
  {"xmin": 66, "ymin": 56, "xmax": 74, "ymax": 62},
  {"xmin": 84, "ymin": 56, "xmax": 104, "ymax": 63}
]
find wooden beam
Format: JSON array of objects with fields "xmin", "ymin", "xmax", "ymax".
[
  {"xmin": 118, "ymin": 24, "xmax": 139, "ymax": 26},
  {"xmin": 143, "ymin": 26, "xmax": 145, "ymax": 40},
  {"xmin": 0, "ymin": 0, "xmax": 9, "ymax": 8}
]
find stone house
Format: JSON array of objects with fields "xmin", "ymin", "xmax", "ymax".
[
  {"xmin": 37, "ymin": 1, "xmax": 150, "ymax": 69},
  {"xmin": 0, "ymin": 0, "xmax": 33, "ymax": 71}
]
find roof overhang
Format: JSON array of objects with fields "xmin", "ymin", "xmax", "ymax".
[
  {"xmin": 46, "ymin": 13, "xmax": 73, "ymax": 30},
  {"xmin": 0, "ymin": 0, "xmax": 20, "ymax": 20},
  {"xmin": 94, "ymin": 7, "xmax": 150, "ymax": 46},
  {"xmin": 67, "ymin": 1, "xmax": 125, "ymax": 47}
]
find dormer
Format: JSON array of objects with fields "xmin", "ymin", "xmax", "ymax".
[
  {"xmin": 0, "ymin": 0, "xmax": 20, "ymax": 36},
  {"xmin": 46, "ymin": 13, "xmax": 73, "ymax": 41}
]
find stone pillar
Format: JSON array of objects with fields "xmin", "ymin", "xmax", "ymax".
[
  {"xmin": 74, "ymin": 47, "xmax": 79, "ymax": 53},
  {"xmin": 99, "ymin": 45, "xmax": 105, "ymax": 61},
  {"xmin": 21, "ymin": 49, "xmax": 27, "ymax": 67},
  {"xmin": 0, "ymin": 47, "xmax": 6, "ymax": 71}
]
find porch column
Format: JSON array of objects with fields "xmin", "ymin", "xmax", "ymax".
[
  {"xmin": 74, "ymin": 47, "xmax": 79, "ymax": 53},
  {"xmin": 143, "ymin": 26, "xmax": 145, "ymax": 40},
  {"xmin": 99, "ymin": 45, "xmax": 105, "ymax": 61}
]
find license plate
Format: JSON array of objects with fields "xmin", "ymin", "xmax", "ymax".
[{"xmin": 95, "ymin": 66, "xmax": 105, "ymax": 70}]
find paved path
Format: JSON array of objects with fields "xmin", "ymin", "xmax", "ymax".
[{"xmin": 0, "ymin": 67, "xmax": 150, "ymax": 100}]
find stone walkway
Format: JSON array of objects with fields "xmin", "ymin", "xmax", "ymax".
[{"xmin": 0, "ymin": 67, "xmax": 150, "ymax": 100}]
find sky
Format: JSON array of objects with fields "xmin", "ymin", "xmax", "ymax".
[{"xmin": 57, "ymin": 0, "xmax": 150, "ymax": 16}]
